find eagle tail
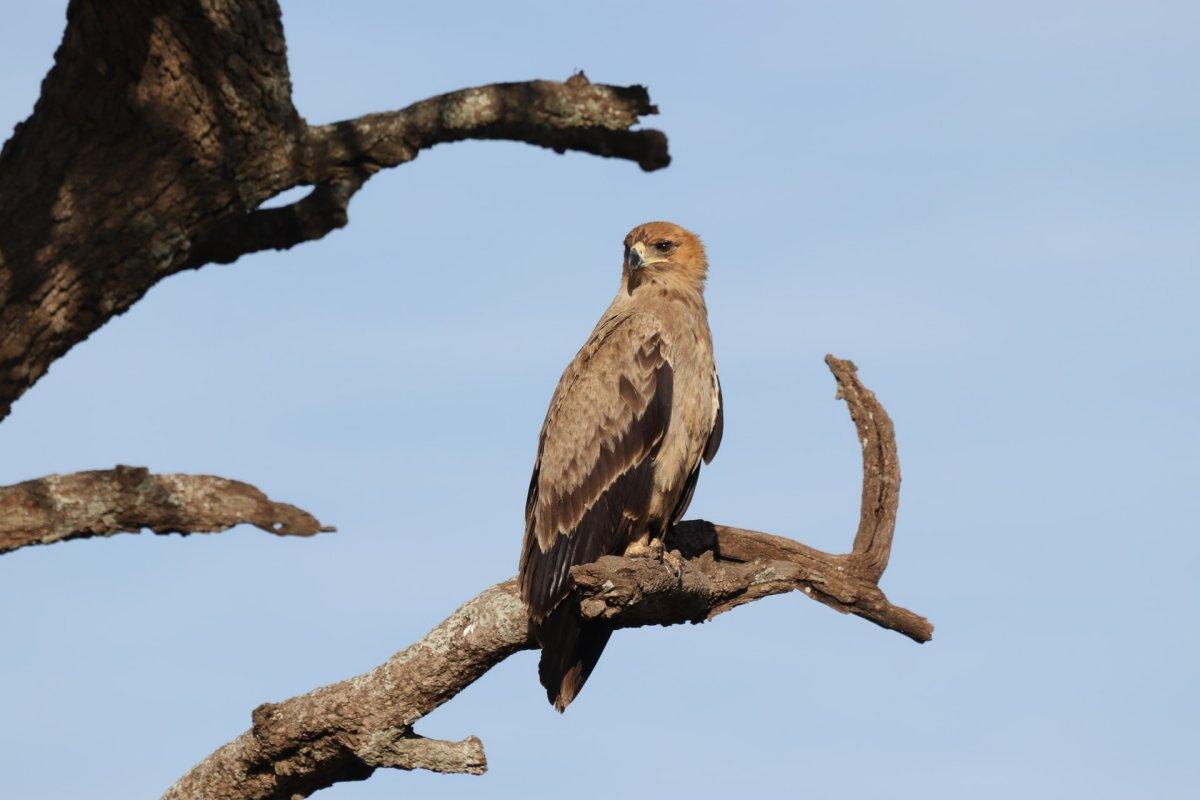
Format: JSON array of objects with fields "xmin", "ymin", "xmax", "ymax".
[{"xmin": 536, "ymin": 599, "xmax": 613, "ymax": 712}]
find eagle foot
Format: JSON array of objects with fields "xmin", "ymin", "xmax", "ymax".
[
  {"xmin": 623, "ymin": 537, "xmax": 664, "ymax": 560},
  {"xmin": 624, "ymin": 537, "xmax": 685, "ymax": 581}
]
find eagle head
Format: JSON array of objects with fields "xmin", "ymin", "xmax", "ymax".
[{"xmin": 622, "ymin": 221, "xmax": 708, "ymax": 291}]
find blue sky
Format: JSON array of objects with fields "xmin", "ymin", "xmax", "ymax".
[{"xmin": 1, "ymin": 2, "xmax": 1198, "ymax": 798}]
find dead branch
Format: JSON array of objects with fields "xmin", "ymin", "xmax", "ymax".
[
  {"xmin": 187, "ymin": 75, "xmax": 667, "ymax": 269},
  {"xmin": 300, "ymin": 74, "xmax": 668, "ymax": 179},
  {"xmin": 165, "ymin": 356, "xmax": 930, "ymax": 800},
  {"xmin": 0, "ymin": 466, "xmax": 331, "ymax": 555},
  {"xmin": 575, "ymin": 525, "xmax": 931, "ymax": 644},
  {"xmin": 0, "ymin": 0, "xmax": 669, "ymax": 423},
  {"xmin": 576, "ymin": 355, "xmax": 925, "ymax": 642}
]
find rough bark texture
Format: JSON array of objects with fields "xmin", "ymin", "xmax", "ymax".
[
  {"xmin": 0, "ymin": 465, "xmax": 331, "ymax": 554},
  {"xmin": 0, "ymin": 0, "xmax": 669, "ymax": 422},
  {"xmin": 165, "ymin": 356, "xmax": 931, "ymax": 800}
]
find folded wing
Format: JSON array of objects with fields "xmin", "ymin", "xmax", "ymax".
[{"xmin": 520, "ymin": 316, "xmax": 673, "ymax": 624}]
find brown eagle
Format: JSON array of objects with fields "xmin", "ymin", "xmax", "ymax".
[{"xmin": 519, "ymin": 221, "xmax": 723, "ymax": 711}]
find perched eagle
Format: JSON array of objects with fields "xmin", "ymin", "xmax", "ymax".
[{"xmin": 519, "ymin": 221, "xmax": 723, "ymax": 711}]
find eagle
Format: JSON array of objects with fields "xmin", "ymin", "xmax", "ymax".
[{"xmin": 519, "ymin": 221, "xmax": 723, "ymax": 711}]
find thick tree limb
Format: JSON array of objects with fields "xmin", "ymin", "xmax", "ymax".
[
  {"xmin": 164, "ymin": 582, "xmax": 529, "ymax": 800},
  {"xmin": 0, "ymin": 465, "xmax": 331, "ymax": 555},
  {"xmin": 0, "ymin": 0, "xmax": 669, "ymax": 422},
  {"xmin": 166, "ymin": 357, "xmax": 931, "ymax": 800},
  {"xmin": 575, "ymin": 525, "xmax": 930, "ymax": 644}
]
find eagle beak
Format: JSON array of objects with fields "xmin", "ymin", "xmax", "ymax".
[{"xmin": 628, "ymin": 243, "xmax": 645, "ymax": 269}]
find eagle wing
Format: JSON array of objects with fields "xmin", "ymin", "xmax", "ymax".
[{"xmin": 519, "ymin": 313, "xmax": 673, "ymax": 623}]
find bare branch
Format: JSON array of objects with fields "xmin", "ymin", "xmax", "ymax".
[
  {"xmin": 184, "ymin": 175, "xmax": 367, "ymax": 269},
  {"xmin": 189, "ymin": 74, "xmax": 669, "ymax": 269},
  {"xmin": 0, "ymin": 466, "xmax": 332, "ymax": 556},
  {"xmin": 574, "ymin": 355, "xmax": 926, "ymax": 640},
  {"xmin": 830, "ymin": 354, "xmax": 902, "ymax": 582},
  {"xmin": 303, "ymin": 72, "xmax": 669, "ymax": 178},
  {"xmin": 573, "ymin": 524, "xmax": 931, "ymax": 643},
  {"xmin": 166, "ymin": 357, "xmax": 930, "ymax": 799},
  {"xmin": 354, "ymin": 730, "xmax": 487, "ymax": 776},
  {"xmin": 163, "ymin": 582, "xmax": 531, "ymax": 800}
]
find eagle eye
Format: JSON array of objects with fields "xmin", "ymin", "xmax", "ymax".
[{"xmin": 653, "ymin": 240, "xmax": 674, "ymax": 254}]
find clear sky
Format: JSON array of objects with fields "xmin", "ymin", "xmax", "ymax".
[{"xmin": 1, "ymin": 2, "xmax": 1198, "ymax": 798}]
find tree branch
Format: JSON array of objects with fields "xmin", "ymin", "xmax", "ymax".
[
  {"xmin": 574, "ymin": 523, "xmax": 931, "ymax": 644},
  {"xmin": 0, "ymin": 465, "xmax": 332, "ymax": 555},
  {"xmin": 301, "ymin": 72, "xmax": 669, "ymax": 178},
  {"xmin": 165, "ymin": 356, "xmax": 930, "ymax": 800},
  {"xmin": 164, "ymin": 582, "xmax": 531, "ymax": 800},
  {"xmin": 188, "ymin": 73, "xmax": 668, "ymax": 269},
  {"xmin": 0, "ymin": 0, "xmax": 671, "ymax": 424},
  {"xmin": 184, "ymin": 175, "xmax": 368, "ymax": 268}
]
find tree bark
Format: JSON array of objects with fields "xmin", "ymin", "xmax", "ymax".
[
  {"xmin": 0, "ymin": 0, "xmax": 668, "ymax": 422},
  {"xmin": 164, "ymin": 356, "xmax": 931, "ymax": 800}
]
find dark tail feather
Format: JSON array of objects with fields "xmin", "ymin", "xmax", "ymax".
[{"xmin": 536, "ymin": 600, "xmax": 613, "ymax": 712}]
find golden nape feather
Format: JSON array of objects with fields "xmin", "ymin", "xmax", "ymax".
[{"xmin": 518, "ymin": 222, "xmax": 723, "ymax": 711}]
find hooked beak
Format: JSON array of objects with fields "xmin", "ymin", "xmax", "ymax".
[{"xmin": 628, "ymin": 242, "xmax": 646, "ymax": 269}]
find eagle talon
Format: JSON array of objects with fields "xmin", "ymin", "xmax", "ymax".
[{"xmin": 663, "ymin": 548, "xmax": 686, "ymax": 581}]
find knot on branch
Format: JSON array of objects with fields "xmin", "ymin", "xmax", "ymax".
[{"xmin": 250, "ymin": 701, "xmax": 278, "ymax": 734}]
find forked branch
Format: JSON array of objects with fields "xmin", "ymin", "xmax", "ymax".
[
  {"xmin": 574, "ymin": 355, "xmax": 925, "ymax": 641},
  {"xmin": 187, "ymin": 73, "xmax": 667, "ymax": 269},
  {"xmin": 164, "ymin": 356, "xmax": 931, "ymax": 800}
]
